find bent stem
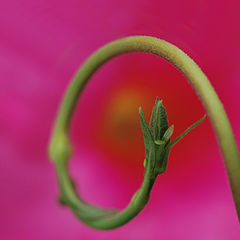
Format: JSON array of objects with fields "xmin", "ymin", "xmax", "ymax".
[{"xmin": 49, "ymin": 36, "xmax": 240, "ymax": 229}]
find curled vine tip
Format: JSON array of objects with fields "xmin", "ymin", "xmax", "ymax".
[
  {"xmin": 49, "ymin": 35, "xmax": 240, "ymax": 229},
  {"xmin": 139, "ymin": 98, "xmax": 206, "ymax": 176}
]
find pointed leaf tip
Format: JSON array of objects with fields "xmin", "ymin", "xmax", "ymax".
[
  {"xmin": 170, "ymin": 115, "xmax": 206, "ymax": 147},
  {"xmin": 162, "ymin": 125, "xmax": 174, "ymax": 142},
  {"xmin": 139, "ymin": 106, "xmax": 152, "ymax": 139},
  {"xmin": 159, "ymin": 103, "xmax": 169, "ymax": 139},
  {"xmin": 139, "ymin": 106, "xmax": 154, "ymax": 159}
]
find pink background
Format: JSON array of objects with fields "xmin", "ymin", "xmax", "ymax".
[{"xmin": 0, "ymin": 0, "xmax": 240, "ymax": 239}]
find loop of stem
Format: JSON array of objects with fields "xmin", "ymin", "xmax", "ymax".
[{"xmin": 49, "ymin": 36, "xmax": 240, "ymax": 229}]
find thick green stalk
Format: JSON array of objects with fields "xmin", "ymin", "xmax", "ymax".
[{"xmin": 49, "ymin": 36, "xmax": 240, "ymax": 229}]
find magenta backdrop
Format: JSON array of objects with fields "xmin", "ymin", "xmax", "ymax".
[{"xmin": 0, "ymin": 0, "xmax": 240, "ymax": 239}]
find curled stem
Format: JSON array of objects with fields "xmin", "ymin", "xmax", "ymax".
[{"xmin": 49, "ymin": 36, "xmax": 240, "ymax": 229}]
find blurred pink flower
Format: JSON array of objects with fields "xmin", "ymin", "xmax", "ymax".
[{"xmin": 0, "ymin": 0, "xmax": 239, "ymax": 239}]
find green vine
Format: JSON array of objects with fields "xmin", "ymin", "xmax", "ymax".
[{"xmin": 49, "ymin": 36, "xmax": 240, "ymax": 229}]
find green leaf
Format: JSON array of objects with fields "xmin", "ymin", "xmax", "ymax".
[
  {"xmin": 169, "ymin": 115, "xmax": 206, "ymax": 147},
  {"xmin": 154, "ymin": 100, "xmax": 161, "ymax": 141},
  {"xmin": 162, "ymin": 125, "xmax": 174, "ymax": 142},
  {"xmin": 149, "ymin": 97, "xmax": 162, "ymax": 139},
  {"xmin": 149, "ymin": 98, "xmax": 169, "ymax": 141},
  {"xmin": 159, "ymin": 103, "xmax": 169, "ymax": 139},
  {"xmin": 139, "ymin": 107, "xmax": 154, "ymax": 160}
]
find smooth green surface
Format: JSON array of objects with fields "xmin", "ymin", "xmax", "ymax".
[{"xmin": 49, "ymin": 36, "xmax": 240, "ymax": 229}]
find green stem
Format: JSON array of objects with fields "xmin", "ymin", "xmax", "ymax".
[
  {"xmin": 56, "ymin": 152, "xmax": 155, "ymax": 229},
  {"xmin": 49, "ymin": 36, "xmax": 240, "ymax": 228}
]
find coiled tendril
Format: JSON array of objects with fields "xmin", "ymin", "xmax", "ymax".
[{"xmin": 49, "ymin": 36, "xmax": 240, "ymax": 229}]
